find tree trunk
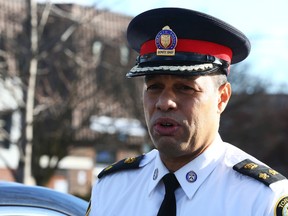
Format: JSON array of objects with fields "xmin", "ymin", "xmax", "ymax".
[{"xmin": 24, "ymin": 0, "xmax": 38, "ymax": 185}]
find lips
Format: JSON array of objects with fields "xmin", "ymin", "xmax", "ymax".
[{"xmin": 153, "ymin": 117, "xmax": 180, "ymax": 136}]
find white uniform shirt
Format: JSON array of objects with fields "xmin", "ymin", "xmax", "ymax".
[{"xmin": 89, "ymin": 135, "xmax": 288, "ymax": 216}]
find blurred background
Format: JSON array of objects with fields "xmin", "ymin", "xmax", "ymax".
[{"xmin": 0, "ymin": 0, "xmax": 287, "ymax": 201}]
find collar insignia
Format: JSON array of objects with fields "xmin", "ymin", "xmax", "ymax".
[{"xmin": 155, "ymin": 26, "xmax": 177, "ymax": 56}]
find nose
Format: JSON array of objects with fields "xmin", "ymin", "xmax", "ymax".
[{"xmin": 156, "ymin": 89, "xmax": 177, "ymax": 111}]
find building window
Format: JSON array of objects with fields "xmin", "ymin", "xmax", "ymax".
[
  {"xmin": 120, "ymin": 45, "xmax": 129, "ymax": 66},
  {"xmin": 96, "ymin": 151, "xmax": 115, "ymax": 164},
  {"xmin": 92, "ymin": 41, "xmax": 103, "ymax": 56},
  {"xmin": 0, "ymin": 112, "xmax": 12, "ymax": 148}
]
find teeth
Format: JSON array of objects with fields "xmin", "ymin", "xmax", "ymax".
[{"xmin": 161, "ymin": 123, "xmax": 172, "ymax": 126}]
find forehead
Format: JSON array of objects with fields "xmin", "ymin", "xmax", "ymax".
[{"xmin": 144, "ymin": 74, "xmax": 204, "ymax": 83}]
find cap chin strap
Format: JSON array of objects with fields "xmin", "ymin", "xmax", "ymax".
[{"xmin": 137, "ymin": 52, "xmax": 229, "ymax": 68}]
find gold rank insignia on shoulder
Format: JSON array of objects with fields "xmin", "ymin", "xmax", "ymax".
[
  {"xmin": 155, "ymin": 26, "xmax": 177, "ymax": 56},
  {"xmin": 103, "ymin": 165, "xmax": 113, "ymax": 172},
  {"xmin": 233, "ymin": 159, "xmax": 286, "ymax": 186},
  {"xmin": 244, "ymin": 162, "xmax": 258, "ymax": 170},
  {"xmin": 124, "ymin": 157, "xmax": 136, "ymax": 164},
  {"xmin": 275, "ymin": 196, "xmax": 288, "ymax": 216},
  {"xmin": 98, "ymin": 155, "xmax": 145, "ymax": 179}
]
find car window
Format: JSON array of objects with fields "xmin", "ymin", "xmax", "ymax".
[{"xmin": 0, "ymin": 206, "xmax": 67, "ymax": 216}]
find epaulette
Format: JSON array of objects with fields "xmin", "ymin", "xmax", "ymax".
[
  {"xmin": 98, "ymin": 155, "xmax": 144, "ymax": 179},
  {"xmin": 233, "ymin": 159, "xmax": 286, "ymax": 186}
]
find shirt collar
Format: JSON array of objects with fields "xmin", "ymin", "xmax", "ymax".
[
  {"xmin": 148, "ymin": 151, "xmax": 170, "ymax": 196},
  {"xmin": 148, "ymin": 134, "xmax": 226, "ymax": 199}
]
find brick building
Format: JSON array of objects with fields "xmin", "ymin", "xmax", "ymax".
[{"xmin": 0, "ymin": 1, "xmax": 147, "ymax": 198}]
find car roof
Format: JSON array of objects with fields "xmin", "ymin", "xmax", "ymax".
[{"xmin": 0, "ymin": 182, "xmax": 88, "ymax": 215}]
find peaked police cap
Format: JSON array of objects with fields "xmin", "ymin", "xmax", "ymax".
[{"xmin": 126, "ymin": 7, "xmax": 251, "ymax": 77}]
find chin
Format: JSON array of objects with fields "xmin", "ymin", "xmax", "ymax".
[{"xmin": 155, "ymin": 140, "xmax": 185, "ymax": 155}]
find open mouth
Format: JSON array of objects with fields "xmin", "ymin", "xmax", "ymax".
[
  {"xmin": 156, "ymin": 118, "xmax": 178, "ymax": 127},
  {"xmin": 153, "ymin": 118, "xmax": 180, "ymax": 135},
  {"xmin": 160, "ymin": 122, "xmax": 174, "ymax": 127}
]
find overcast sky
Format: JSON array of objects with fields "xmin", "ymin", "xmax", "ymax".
[{"xmin": 38, "ymin": 0, "xmax": 288, "ymax": 92}]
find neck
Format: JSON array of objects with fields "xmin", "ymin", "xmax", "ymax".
[{"xmin": 159, "ymin": 137, "xmax": 215, "ymax": 172}]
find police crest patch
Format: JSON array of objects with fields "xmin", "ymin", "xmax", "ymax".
[
  {"xmin": 155, "ymin": 26, "xmax": 177, "ymax": 56},
  {"xmin": 275, "ymin": 196, "xmax": 288, "ymax": 216}
]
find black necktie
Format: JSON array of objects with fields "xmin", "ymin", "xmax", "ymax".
[{"xmin": 157, "ymin": 173, "xmax": 180, "ymax": 216}]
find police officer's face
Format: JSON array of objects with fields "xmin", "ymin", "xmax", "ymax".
[{"xmin": 143, "ymin": 74, "xmax": 230, "ymax": 165}]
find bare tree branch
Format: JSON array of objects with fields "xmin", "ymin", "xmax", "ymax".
[{"xmin": 38, "ymin": 2, "xmax": 52, "ymax": 39}]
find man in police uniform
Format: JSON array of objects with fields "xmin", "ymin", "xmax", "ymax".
[{"xmin": 87, "ymin": 8, "xmax": 288, "ymax": 216}]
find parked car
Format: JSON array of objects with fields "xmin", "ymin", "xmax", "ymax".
[{"xmin": 0, "ymin": 181, "xmax": 88, "ymax": 216}]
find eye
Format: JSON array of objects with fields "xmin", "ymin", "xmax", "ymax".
[
  {"xmin": 180, "ymin": 85, "xmax": 193, "ymax": 90},
  {"xmin": 146, "ymin": 83, "xmax": 162, "ymax": 92},
  {"xmin": 176, "ymin": 84, "xmax": 196, "ymax": 93}
]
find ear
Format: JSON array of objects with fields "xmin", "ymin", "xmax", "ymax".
[{"xmin": 217, "ymin": 82, "xmax": 231, "ymax": 114}]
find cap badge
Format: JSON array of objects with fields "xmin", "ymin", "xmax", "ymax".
[{"xmin": 155, "ymin": 26, "xmax": 177, "ymax": 56}]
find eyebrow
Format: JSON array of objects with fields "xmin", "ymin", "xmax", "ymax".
[{"xmin": 144, "ymin": 74, "xmax": 199, "ymax": 83}]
